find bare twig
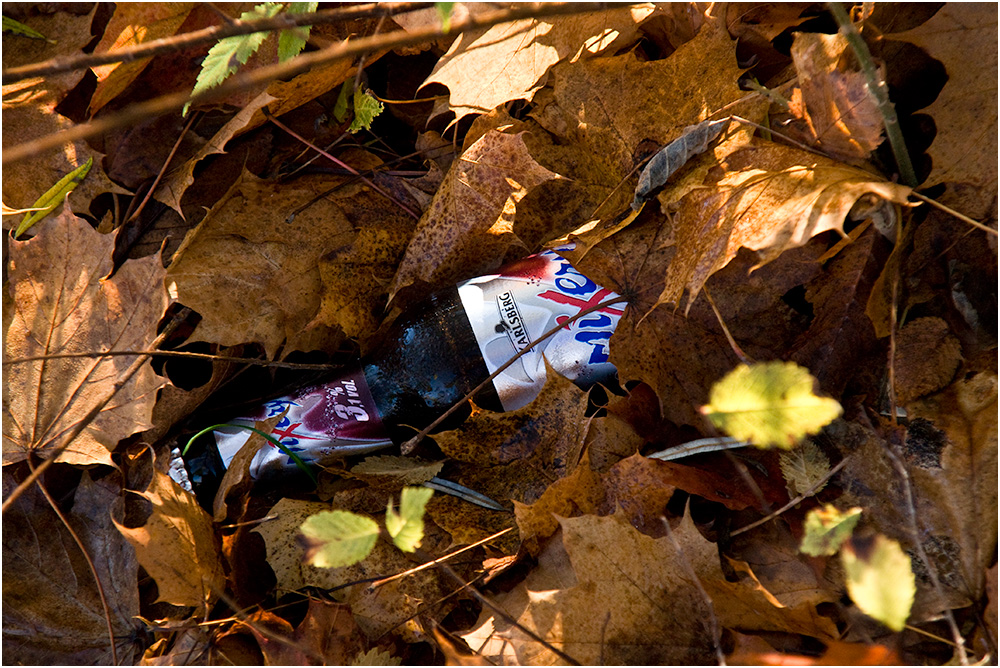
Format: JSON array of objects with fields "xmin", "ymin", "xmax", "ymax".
[
  {"xmin": 3, "ymin": 2, "xmax": 610, "ymax": 164},
  {"xmin": 910, "ymin": 192, "xmax": 999, "ymax": 236},
  {"xmin": 702, "ymin": 287, "xmax": 752, "ymax": 364},
  {"xmin": 730, "ymin": 457, "xmax": 849, "ymax": 537},
  {"xmin": 123, "ymin": 112, "xmax": 199, "ymax": 225},
  {"xmin": 827, "ymin": 2, "xmax": 918, "ymax": 187},
  {"xmin": 3, "ymin": 349, "xmax": 341, "ymax": 371},
  {"xmin": 1, "ymin": 3, "xmax": 433, "ymax": 83},
  {"xmin": 370, "ymin": 527, "xmax": 514, "ymax": 589},
  {"xmin": 30, "ymin": 465, "xmax": 119, "ymax": 665}
]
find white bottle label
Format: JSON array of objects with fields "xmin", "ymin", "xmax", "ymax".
[{"xmin": 457, "ymin": 248, "xmax": 624, "ymax": 410}]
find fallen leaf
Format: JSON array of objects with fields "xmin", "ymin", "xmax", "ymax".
[
  {"xmin": 800, "ymin": 504, "xmax": 862, "ymax": 556},
  {"xmin": 385, "ymin": 486, "xmax": 433, "ymax": 553},
  {"xmin": 88, "ymin": 3, "xmax": 196, "ymax": 114},
  {"xmin": 243, "ymin": 598, "xmax": 365, "ymax": 666},
  {"xmin": 891, "ymin": 4, "xmax": 998, "ymax": 211},
  {"xmin": 659, "ymin": 139, "xmax": 911, "ymax": 311},
  {"xmin": 893, "ymin": 317, "xmax": 963, "ymax": 405},
  {"xmin": 423, "ymin": 5, "xmax": 656, "ymax": 126},
  {"xmin": 728, "ymin": 633, "xmax": 902, "ymax": 666},
  {"xmin": 780, "ymin": 438, "xmax": 832, "ymax": 498},
  {"xmin": 2, "ymin": 7, "xmax": 129, "ymax": 221},
  {"xmin": 112, "ymin": 456, "xmax": 225, "ymax": 612},
  {"xmin": 388, "ymin": 130, "xmax": 558, "ymax": 300},
  {"xmin": 842, "ymin": 534, "xmax": 916, "ymax": 631},
  {"xmin": 350, "ymin": 456, "xmax": 444, "ymax": 489},
  {"xmin": 2, "ymin": 470, "xmax": 142, "ymax": 665},
  {"xmin": 3, "ymin": 210, "xmax": 168, "ymax": 466},
  {"xmin": 300, "ymin": 510, "xmax": 380, "ymax": 569},
  {"xmin": 787, "ymin": 32, "xmax": 884, "ymax": 162},
  {"xmin": 165, "ymin": 166, "xmax": 412, "ymax": 357}
]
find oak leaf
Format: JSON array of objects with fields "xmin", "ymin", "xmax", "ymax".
[{"xmin": 3, "ymin": 210, "xmax": 168, "ymax": 466}]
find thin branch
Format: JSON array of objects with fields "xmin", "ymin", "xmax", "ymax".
[
  {"xmin": 31, "ymin": 465, "xmax": 119, "ymax": 665},
  {"xmin": 827, "ymin": 2, "xmax": 918, "ymax": 187},
  {"xmin": 123, "ymin": 112, "xmax": 199, "ymax": 225},
  {"xmin": 3, "ymin": 2, "xmax": 610, "ymax": 164},
  {"xmin": 1, "ymin": 3, "xmax": 434, "ymax": 83},
  {"xmin": 370, "ymin": 527, "xmax": 515, "ymax": 589},
  {"xmin": 3, "ymin": 349, "xmax": 341, "ymax": 371},
  {"xmin": 401, "ymin": 294, "xmax": 628, "ymax": 454},
  {"xmin": 729, "ymin": 457, "xmax": 849, "ymax": 537},
  {"xmin": 2, "ymin": 312, "xmax": 186, "ymax": 514},
  {"xmin": 910, "ymin": 191, "xmax": 999, "ymax": 236}
]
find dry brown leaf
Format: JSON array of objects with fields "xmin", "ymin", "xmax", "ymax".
[
  {"xmin": 112, "ymin": 461, "xmax": 225, "ymax": 612},
  {"xmin": 2, "ymin": 7, "xmax": 129, "ymax": 222},
  {"xmin": 893, "ymin": 317, "xmax": 963, "ymax": 405},
  {"xmin": 88, "ymin": 4, "xmax": 196, "ymax": 114},
  {"xmin": 389, "ymin": 130, "xmax": 558, "ymax": 299},
  {"xmin": 165, "ymin": 166, "xmax": 412, "ymax": 357},
  {"xmin": 349, "ymin": 455, "xmax": 444, "ymax": 489},
  {"xmin": 422, "ymin": 5, "xmax": 656, "ymax": 126},
  {"xmin": 3, "ymin": 210, "xmax": 168, "ymax": 466},
  {"xmin": 2, "ymin": 470, "xmax": 143, "ymax": 665},
  {"xmin": 237, "ymin": 599, "xmax": 365, "ymax": 666},
  {"xmin": 891, "ymin": 5, "xmax": 998, "ymax": 211},
  {"xmin": 787, "ymin": 32, "xmax": 884, "ymax": 162},
  {"xmin": 659, "ymin": 139, "xmax": 911, "ymax": 311}
]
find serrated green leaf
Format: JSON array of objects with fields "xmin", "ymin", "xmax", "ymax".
[
  {"xmin": 15, "ymin": 157, "xmax": 93, "ymax": 238},
  {"xmin": 385, "ymin": 486, "xmax": 433, "ymax": 553},
  {"xmin": 277, "ymin": 2, "xmax": 317, "ymax": 62},
  {"xmin": 703, "ymin": 361, "xmax": 842, "ymax": 449},
  {"xmin": 800, "ymin": 505, "xmax": 862, "ymax": 556},
  {"xmin": 779, "ymin": 439, "xmax": 831, "ymax": 497},
  {"xmin": 299, "ymin": 510, "xmax": 379, "ymax": 569},
  {"xmin": 348, "ymin": 90, "xmax": 384, "ymax": 133},
  {"xmin": 351, "ymin": 647, "xmax": 402, "ymax": 666},
  {"xmin": 3, "ymin": 15, "xmax": 46, "ymax": 39},
  {"xmin": 841, "ymin": 534, "xmax": 915, "ymax": 631},
  {"xmin": 184, "ymin": 2, "xmax": 284, "ymax": 116}
]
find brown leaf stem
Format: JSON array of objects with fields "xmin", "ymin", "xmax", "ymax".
[
  {"xmin": 122, "ymin": 111, "xmax": 199, "ymax": 226},
  {"xmin": 2, "ymin": 2, "xmax": 611, "ymax": 164},
  {"xmin": 401, "ymin": 294, "xmax": 629, "ymax": 454},
  {"xmin": 262, "ymin": 107, "xmax": 420, "ymax": 219},
  {"xmin": 910, "ymin": 192, "xmax": 999, "ymax": 236},
  {"xmin": 2, "ymin": 311, "xmax": 186, "ymax": 514}
]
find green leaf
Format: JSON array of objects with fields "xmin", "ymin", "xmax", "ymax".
[
  {"xmin": 436, "ymin": 2, "xmax": 456, "ymax": 32},
  {"xmin": 799, "ymin": 505, "xmax": 862, "ymax": 556},
  {"xmin": 15, "ymin": 157, "xmax": 93, "ymax": 238},
  {"xmin": 277, "ymin": 2, "xmax": 317, "ymax": 62},
  {"xmin": 841, "ymin": 534, "xmax": 915, "ymax": 631},
  {"xmin": 385, "ymin": 486, "xmax": 433, "ymax": 553},
  {"xmin": 703, "ymin": 361, "xmax": 842, "ymax": 449},
  {"xmin": 3, "ymin": 15, "xmax": 46, "ymax": 39},
  {"xmin": 348, "ymin": 90, "xmax": 384, "ymax": 133},
  {"xmin": 299, "ymin": 510, "xmax": 379, "ymax": 568},
  {"xmin": 184, "ymin": 2, "xmax": 284, "ymax": 116}
]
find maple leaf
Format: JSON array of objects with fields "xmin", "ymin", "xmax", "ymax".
[
  {"xmin": 388, "ymin": 130, "xmax": 558, "ymax": 300},
  {"xmin": 112, "ymin": 459, "xmax": 225, "ymax": 612},
  {"xmin": 3, "ymin": 210, "xmax": 168, "ymax": 466},
  {"xmin": 420, "ymin": 5, "xmax": 656, "ymax": 126},
  {"xmin": 2, "ymin": 470, "xmax": 143, "ymax": 665}
]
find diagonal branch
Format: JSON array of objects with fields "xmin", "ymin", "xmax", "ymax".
[{"xmin": 3, "ymin": 2, "xmax": 610, "ymax": 165}]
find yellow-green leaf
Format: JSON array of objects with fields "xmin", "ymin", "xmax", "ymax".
[
  {"xmin": 385, "ymin": 486, "xmax": 433, "ymax": 553},
  {"xmin": 348, "ymin": 90, "xmax": 384, "ymax": 133},
  {"xmin": 299, "ymin": 510, "xmax": 379, "ymax": 569},
  {"xmin": 841, "ymin": 534, "xmax": 915, "ymax": 631},
  {"xmin": 14, "ymin": 157, "xmax": 93, "ymax": 238},
  {"xmin": 703, "ymin": 361, "xmax": 842, "ymax": 449},
  {"xmin": 351, "ymin": 647, "xmax": 402, "ymax": 666},
  {"xmin": 779, "ymin": 439, "xmax": 831, "ymax": 497},
  {"xmin": 277, "ymin": 2, "xmax": 316, "ymax": 62},
  {"xmin": 3, "ymin": 15, "xmax": 46, "ymax": 39},
  {"xmin": 800, "ymin": 505, "xmax": 862, "ymax": 556}
]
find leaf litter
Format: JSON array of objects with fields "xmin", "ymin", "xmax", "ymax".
[{"xmin": 1, "ymin": 3, "xmax": 996, "ymax": 666}]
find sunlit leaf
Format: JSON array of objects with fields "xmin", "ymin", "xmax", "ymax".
[
  {"xmin": 703, "ymin": 361, "xmax": 843, "ymax": 449},
  {"xmin": 277, "ymin": 2, "xmax": 316, "ymax": 62},
  {"xmin": 299, "ymin": 510, "xmax": 379, "ymax": 569},
  {"xmin": 14, "ymin": 156, "xmax": 92, "ymax": 238},
  {"xmin": 841, "ymin": 534, "xmax": 915, "ymax": 631},
  {"xmin": 800, "ymin": 505, "xmax": 862, "ymax": 556},
  {"xmin": 348, "ymin": 89, "xmax": 384, "ymax": 133},
  {"xmin": 351, "ymin": 647, "xmax": 402, "ymax": 666},
  {"xmin": 2, "ymin": 15, "xmax": 47, "ymax": 39},
  {"xmin": 385, "ymin": 486, "xmax": 433, "ymax": 553},
  {"xmin": 435, "ymin": 2, "xmax": 455, "ymax": 32},
  {"xmin": 351, "ymin": 456, "xmax": 444, "ymax": 487},
  {"xmin": 184, "ymin": 2, "xmax": 284, "ymax": 115}
]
